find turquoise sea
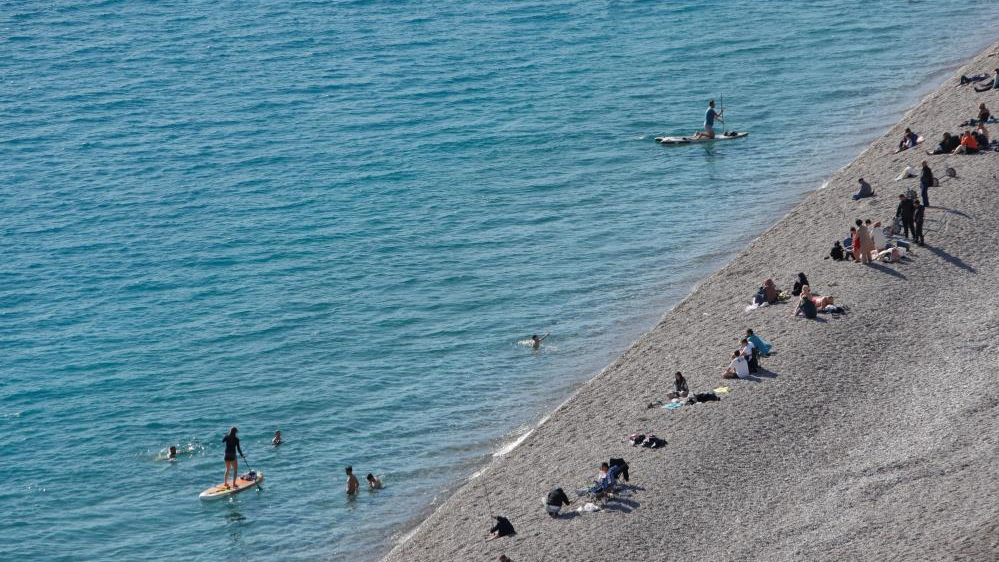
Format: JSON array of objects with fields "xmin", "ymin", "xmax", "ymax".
[{"xmin": 4, "ymin": 1, "xmax": 999, "ymax": 560}]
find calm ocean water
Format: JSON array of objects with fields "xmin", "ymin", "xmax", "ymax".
[{"xmin": 3, "ymin": 1, "xmax": 998, "ymax": 560}]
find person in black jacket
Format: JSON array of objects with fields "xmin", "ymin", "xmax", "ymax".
[
  {"xmin": 913, "ymin": 198, "xmax": 926, "ymax": 246},
  {"xmin": 920, "ymin": 161, "xmax": 934, "ymax": 208},
  {"xmin": 791, "ymin": 272, "xmax": 810, "ymax": 296},
  {"xmin": 544, "ymin": 488, "xmax": 572, "ymax": 518},
  {"xmin": 608, "ymin": 458, "xmax": 630, "ymax": 483},
  {"xmin": 896, "ymin": 194, "xmax": 916, "ymax": 239},
  {"xmin": 488, "ymin": 516, "xmax": 516, "ymax": 540}
]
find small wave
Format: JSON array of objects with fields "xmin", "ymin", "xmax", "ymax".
[{"xmin": 493, "ymin": 427, "xmax": 533, "ymax": 457}]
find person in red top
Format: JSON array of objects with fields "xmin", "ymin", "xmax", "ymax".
[{"xmin": 955, "ymin": 130, "xmax": 979, "ymax": 154}]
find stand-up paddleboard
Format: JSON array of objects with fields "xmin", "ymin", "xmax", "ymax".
[
  {"xmin": 656, "ymin": 131, "xmax": 748, "ymax": 144},
  {"xmin": 199, "ymin": 472, "xmax": 263, "ymax": 500}
]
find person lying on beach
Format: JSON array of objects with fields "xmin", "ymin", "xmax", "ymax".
[
  {"xmin": 852, "ymin": 177, "xmax": 874, "ymax": 200},
  {"xmin": 667, "ymin": 371, "xmax": 689, "ymax": 399},
  {"xmin": 366, "ymin": 473, "xmax": 383, "ymax": 490},
  {"xmin": 531, "ymin": 333, "xmax": 550, "ymax": 349},
  {"xmin": 954, "ymin": 130, "xmax": 979, "ymax": 154},
  {"xmin": 722, "ymin": 350, "xmax": 751, "ymax": 379},
  {"xmin": 897, "ymin": 128, "xmax": 920, "ymax": 152},
  {"xmin": 791, "ymin": 273, "xmax": 809, "ymax": 296},
  {"xmin": 801, "ymin": 285, "xmax": 834, "ymax": 309},
  {"xmin": 873, "ymin": 246, "xmax": 907, "ymax": 263},
  {"xmin": 544, "ymin": 487, "xmax": 572, "ymax": 518},
  {"xmin": 487, "ymin": 516, "xmax": 516, "ymax": 540},
  {"xmin": 928, "ymin": 132, "xmax": 960, "ymax": 155},
  {"xmin": 974, "ymin": 69, "xmax": 999, "ymax": 92},
  {"xmin": 959, "ymin": 73, "xmax": 989, "ymax": 85},
  {"xmin": 746, "ymin": 329, "xmax": 771, "ymax": 356}
]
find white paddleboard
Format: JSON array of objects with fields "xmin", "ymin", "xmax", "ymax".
[
  {"xmin": 199, "ymin": 473, "xmax": 264, "ymax": 500},
  {"xmin": 656, "ymin": 131, "xmax": 749, "ymax": 144}
]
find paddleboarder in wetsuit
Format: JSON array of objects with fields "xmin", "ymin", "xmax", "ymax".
[
  {"xmin": 694, "ymin": 100, "xmax": 724, "ymax": 139},
  {"xmin": 222, "ymin": 427, "xmax": 243, "ymax": 489}
]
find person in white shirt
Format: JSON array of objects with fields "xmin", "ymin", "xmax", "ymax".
[
  {"xmin": 865, "ymin": 219, "xmax": 888, "ymax": 250},
  {"xmin": 722, "ymin": 350, "xmax": 750, "ymax": 379}
]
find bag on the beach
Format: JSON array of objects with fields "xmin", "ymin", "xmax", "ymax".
[{"xmin": 694, "ymin": 392, "xmax": 720, "ymax": 402}]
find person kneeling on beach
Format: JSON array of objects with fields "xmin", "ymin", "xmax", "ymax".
[
  {"xmin": 667, "ymin": 371, "xmax": 689, "ymax": 399},
  {"xmin": 722, "ymin": 350, "xmax": 751, "ymax": 379},
  {"xmin": 543, "ymin": 487, "xmax": 572, "ymax": 518},
  {"xmin": 488, "ymin": 516, "xmax": 516, "ymax": 540}
]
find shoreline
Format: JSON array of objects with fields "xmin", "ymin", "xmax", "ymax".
[{"xmin": 379, "ymin": 38, "xmax": 999, "ymax": 562}]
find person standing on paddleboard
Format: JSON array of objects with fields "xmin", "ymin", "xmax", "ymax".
[
  {"xmin": 222, "ymin": 427, "xmax": 243, "ymax": 489},
  {"xmin": 694, "ymin": 100, "xmax": 724, "ymax": 139}
]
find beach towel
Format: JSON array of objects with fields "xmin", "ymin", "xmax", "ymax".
[
  {"xmin": 663, "ymin": 402, "xmax": 683, "ymax": 410},
  {"xmin": 713, "ymin": 386, "xmax": 731, "ymax": 394}
]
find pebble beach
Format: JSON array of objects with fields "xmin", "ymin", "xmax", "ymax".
[{"xmin": 380, "ymin": 41, "xmax": 999, "ymax": 562}]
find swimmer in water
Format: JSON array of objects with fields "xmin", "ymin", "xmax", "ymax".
[
  {"xmin": 345, "ymin": 466, "xmax": 359, "ymax": 495},
  {"xmin": 272, "ymin": 430, "xmax": 282, "ymax": 446},
  {"xmin": 167, "ymin": 446, "xmax": 178, "ymax": 460},
  {"xmin": 366, "ymin": 473, "xmax": 383, "ymax": 490},
  {"xmin": 530, "ymin": 333, "xmax": 550, "ymax": 350}
]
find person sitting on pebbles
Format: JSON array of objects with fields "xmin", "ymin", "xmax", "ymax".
[
  {"xmin": 667, "ymin": 371, "xmax": 689, "ymax": 399},
  {"xmin": 722, "ymin": 349, "xmax": 751, "ymax": 379}
]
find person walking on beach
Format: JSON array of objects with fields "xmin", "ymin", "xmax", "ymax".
[
  {"xmin": 345, "ymin": 466, "xmax": 360, "ymax": 495},
  {"xmin": 222, "ymin": 427, "xmax": 243, "ymax": 489},
  {"xmin": 896, "ymin": 195, "xmax": 916, "ymax": 239},
  {"xmin": 920, "ymin": 161, "xmax": 934, "ymax": 208},
  {"xmin": 694, "ymin": 100, "xmax": 724, "ymax": 139},
  {"xmin": 913, "ymin": 198, "xmax": 926, "ymax": 246}
]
